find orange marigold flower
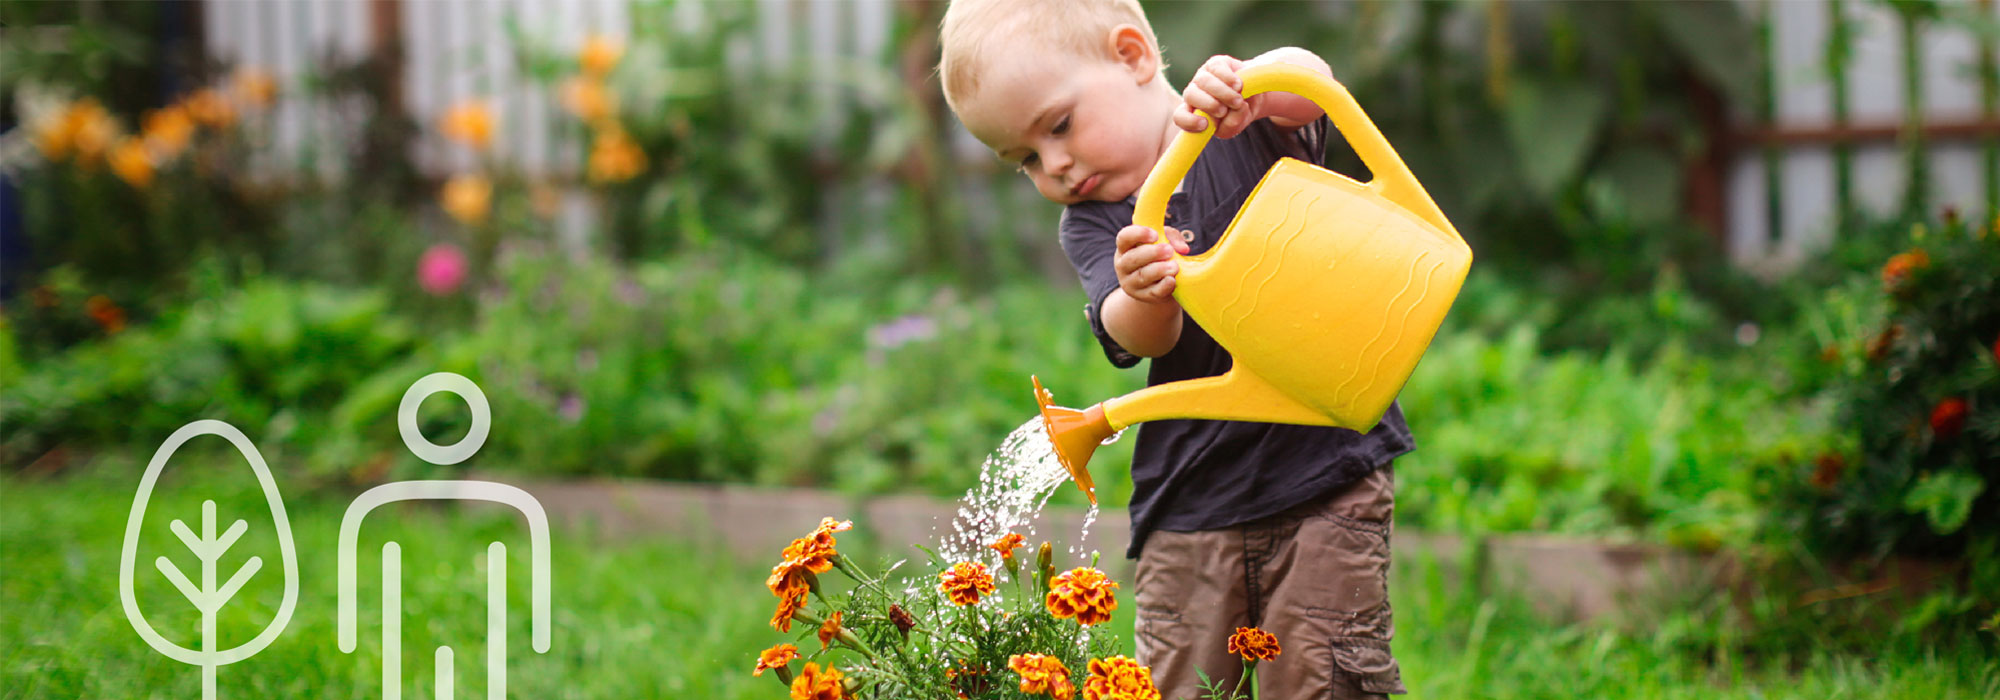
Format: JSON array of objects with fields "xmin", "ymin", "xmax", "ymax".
[
  {"xmin": 939, "ymin": 561, "xmax": 996, "ymax": 606},
  {"xmin": 559, "ymin": 77, "xmax": 618, "ymax": 124},
  {"xmin": 109, "ymin": 137, "xmax": 154, "ymax": 189},
  {"xmin": 587, "ymin": 125, "xmax": 646, "ymax": 183},
  {"xmin": 1867, "ymin": 324, "xmax": 1903, "ymax": 363},
  {"xmin": 1226, "ymin": 626, "xmax": 1281, "ymax": 662},
  {"xmin": 1008, "ymin": 653, "xmax": 1076, "ymax": 700},
  {"xmin": 183, "ymin": 88, "xmax": 236, "ymax": 129},
  {"xmin": 233, "ymin": 67, "xmax": 278, "ymax": 108},
  {"xmin": 1083, "ymin": 656, "xmax": 1159, "ymax": 700},
  {"xmin": 1046, "ymin": 567, "xmax": 1118, "ymax": 626},
  {"xmin": 440, "ymin": 173, "xmax": 492, "ymax": 225},
  {"xmin": 1809, "ymin": 453, "xmax": 1846, "ymax": 491},
  {"xmin": 439, "ymin": 99, "xmax": 497, "ymax": 151},
  {"xmin": 1931, "ymin": 398, "xmax": 1969, "ymax": 441},
  {"xmin": 771, "ymin": 590, "xmax": 807, "ymax": 633},
  {"xmin": 141, "ymin": 104, "xmax": 195, "ymax": 161},
  {"xmin": 579, "ymin": 34, "xmax": 624, "ymax": 77},
  {"xmin": 1880, "ymin": 249, "xmax": 1929, "ymax": 293},
  {"xmin": 790, "ymin": 662, "xmax": 846, "ymax": 700},
  {"xmin": 754, "ymin": 643, "xmax": 799, "ymax": 677},
  {"xmin": 817, "ymin": 610, "xmax": 843, "ymax": 650},
  {"xmin": 86, "ymin": 295, "xmax": 126, "ymax": 335},
  {"xmin": 782, "ymin": 517, "xmax": 852, "ymax": 574},
  {"xmin": 68, "ymin": 99, "xmax": 118, "ymax": 166},
  {"xmin": 990, "ymin": 532, "xmax": 1026, "ymax": 561},
  {"xmin": 768, "ymin": 559, "xmax": 812, "ymax": 599}
]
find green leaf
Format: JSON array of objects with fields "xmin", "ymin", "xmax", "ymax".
[
  {"xmin": 1648, "ymin": 0, "xmax": 1762, "ymax": 107},
  {"xmin": 1903, "ymin": 470, "xmax": 1987, "ymax": 535},
  {"xmin": 1592, "ymin": 146, "xmax": 1684, "ymax": 226},
  {"xmin": 1502, "ymin": 78, "xmax": 1608, "ymax": 199}
]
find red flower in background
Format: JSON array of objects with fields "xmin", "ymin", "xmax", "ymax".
[
  {"xmin": 1809, "ymin": 453, "xmax": 1847, "ymax": 490},
  {"xmin": 1991, "ymin": 334, "xmax": 1999, "ymax": 365},
  {"xmin": 1930, "ymin": 398, "xmax": 1969, "ymax": 441}
]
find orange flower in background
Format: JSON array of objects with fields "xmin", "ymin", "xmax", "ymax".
[
  {"xmin": 109, "ymin": 137, "xmax": 154, "ymax": 189},
  {"xmin": 770, "ymin": 590, "xmax": 806, "ymax": 632},
  {"xmin": 939, "ymin": 561, "xmax": 996, "ymax": 606},
  {"xmin": 754, "ymin": 643, "xmax": 799, "ymax": 677},
  {"xmin": 141, "ymin": 104, "xmax": 194, "ymax": 161},
  {"xmin": 579, "ymin": 34, "xmax": 624, "ymax": 77},
  {"xmin": 990, "ymin": 533, "xmax": 1026, "ymax": 562},
  {"xmin": 559, "ymin": 77, "xmax": 618, "ymax": 124},
  {"xmin": 1880, "ymin": 249, "xmax": 1929, "ymax": 293},
  {"xmin": 439, "ymin": 99, "xmax": 497, "ymax": 151},
  {"xmin": 1082, "ymin": 656, "xmax": 1159, "ymax": 700},
  {"xmin": 817, "ymin": 610, "xmax": 843, "ymax": 650},
  {"xmin": 233, "ymin": 67, "xmax": 278, "ymax": 108},
  {"xmin": 1866, "ymin": 324, "xmax": 1903, "ymax": 363},
  {"xmin": 790, "ymin": 662, "xmax": 846, "ymax": 700},
  {"xmin": 40, "ymin": 98, "xmax": 120, "ymax": 166},
  {"xmin": 183, "ymin": 88, "xmax": 236, "ymax": 129},
  {"xmin": 587, "ymin": 126, "xmax": 646, "ymax": 183},
  {"xmin": 85, "ymin": 295, "xmax": 126, "ymax": 334},
  {"xmin": 1045, "ymin": 567, "xmax": 1118, "ymax": 626},
  {"xmin": 440, "ymin": 173, "xmax": 492, "ymax": 225},
  {"xmin": 1809, "ymin": 453, "xmax": 1846, "ymax": 490},
  {"xmin": 1226, "ymin": 626, "xmax": 1281, "ymax": 662},
  {"xmin": 1930, "ymin": 398, "xmax": 1969, "ymax": 441},
  {"xmin": 1008, "ymin": 654, "xmax": 1076, "ymax": 700}
]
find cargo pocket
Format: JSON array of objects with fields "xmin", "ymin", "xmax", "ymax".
[{"xmin": 1329, "ymin": 636, "xmax": 1407, "ymax": 695}]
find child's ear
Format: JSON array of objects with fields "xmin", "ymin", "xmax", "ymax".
[{"xmin": 1106, "ymin": 24, "xmax": 1160, "ymax": 84}]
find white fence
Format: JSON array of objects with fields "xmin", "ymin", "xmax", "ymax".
[
  {"xmin": 201, "ymin": 0, "xmax": 1999, "ymax": 272},
  {"xmin": 1732, "ymin": 0, "xmax": 1995, "ymax": 271}
]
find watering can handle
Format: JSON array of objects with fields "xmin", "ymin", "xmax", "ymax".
[{"xmin": 1134, "ymin": 62, "xmax": 1461, "ymax": 248}]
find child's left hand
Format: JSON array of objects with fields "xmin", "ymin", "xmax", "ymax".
[{"xmin": 1174, "ymin": 55, "xmax": 1256, "ymax": 139}]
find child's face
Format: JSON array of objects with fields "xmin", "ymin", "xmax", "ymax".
[{"xmin": 956, "ymin": 31, "xmax": 1174, "ymax": 206}]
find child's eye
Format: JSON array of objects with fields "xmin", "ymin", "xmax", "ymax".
[
  {"xmin": 1017, "ymin": 153, "xmax": 1039, "ymax": 172},
  {"xmin": 1052, "ymin": 115, "xmax": 1070, "ymax": 136}
]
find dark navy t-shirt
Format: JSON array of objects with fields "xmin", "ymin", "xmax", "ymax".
[{"xmin": 1058, "ymin": 115, "xmax": 1415, "ymax": 560}]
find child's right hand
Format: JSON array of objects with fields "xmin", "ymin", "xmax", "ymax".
[{"xmin": 1115, "ymin": 224, "xmax": 1191, "ymax": 304}]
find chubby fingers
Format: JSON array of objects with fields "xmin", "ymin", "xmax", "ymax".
[
  {"xmin": 1182, "ymin": 55, "xmax": 1251, "ymax": 137},
  {"xmin": 1114, "ymin": 225, "xmax": 1181, "ymax": 301}
]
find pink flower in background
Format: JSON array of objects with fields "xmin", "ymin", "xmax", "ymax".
[{"xmin": 418, "ymin": 244, "xmax": 468, "ymax": 296}]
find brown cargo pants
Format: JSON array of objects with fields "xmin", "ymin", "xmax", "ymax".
[{"xmin": 1134, "ymin": 465, "xmax": 1405, "ymax": 700}]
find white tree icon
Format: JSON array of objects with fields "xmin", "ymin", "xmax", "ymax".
[{"xmin": 121, "ymin": 420, "xmax": 299, "ymax": 700}]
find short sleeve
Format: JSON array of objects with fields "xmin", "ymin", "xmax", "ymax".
[
  {"xmin": 1058, "ymin": 204, "xmax": 1141, "ymax": 369},
  {"xmin": 1297, "ymin": 114, "xmax": 1330, "ymax": 166}
]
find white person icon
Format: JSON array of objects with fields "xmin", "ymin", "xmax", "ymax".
[{"xmin": 337, "ymin": 372, "xmax": 552, "ymax": 700}]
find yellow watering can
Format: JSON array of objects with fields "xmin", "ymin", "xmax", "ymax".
[{"xmin": 1035, "ymin": 63, "xmax": 1471, "ymax": 504}]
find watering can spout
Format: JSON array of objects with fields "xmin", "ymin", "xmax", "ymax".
[{"xmin": 1034, "ymin": 376, "xmax": 1111, "ymax": 505}]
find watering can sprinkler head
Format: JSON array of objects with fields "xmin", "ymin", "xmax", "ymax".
[{"xmin": 1033, "ymin": 376, "xmax": 1109, "ymax": 505}]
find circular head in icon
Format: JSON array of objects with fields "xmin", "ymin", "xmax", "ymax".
[{"xmin": 398, "ymin": 372, "xmax": 490, "ymax": 465}]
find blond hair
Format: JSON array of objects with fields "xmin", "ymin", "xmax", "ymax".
[{"xmin": 938, "ymin": 0, "xmax": 1163, "ymax": 114}]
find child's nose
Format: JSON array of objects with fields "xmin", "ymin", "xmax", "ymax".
[{"xmin": 1043, "ymin": 149, "xmax": 1072, "ymax": 176}]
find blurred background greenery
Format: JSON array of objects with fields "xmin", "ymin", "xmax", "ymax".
[{"xmin": 2, "ymin": 0, "xmax": 1997, "ymax": 697}]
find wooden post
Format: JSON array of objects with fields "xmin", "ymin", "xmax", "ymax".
[
  {"xmin": 1761, "ymin": 0, "xmax": 1783, "ymax": 246},
  {"xmin": 1982, "ymin": 0, "xmax": 1998, "ymax": 221},
  {"xmin": 1897, "ymin": 3, "xmax": 1928, "ymax": 219},
  {"xmin": 369, "ymin": 0, "xmax": 402, "ymax": 116},
  {"xmin": 1828, "ymin": 0, "xmax": 1853, "ymax": 230}
]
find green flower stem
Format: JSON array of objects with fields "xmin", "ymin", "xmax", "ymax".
[{"xmin": 1232, "ymin": 660, "xmax": 1256, "ymax": 700}]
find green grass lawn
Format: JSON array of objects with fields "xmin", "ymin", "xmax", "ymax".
[{"xmin": 3, "ymin": 453, "xmax": 1994, "ymax": 699}]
